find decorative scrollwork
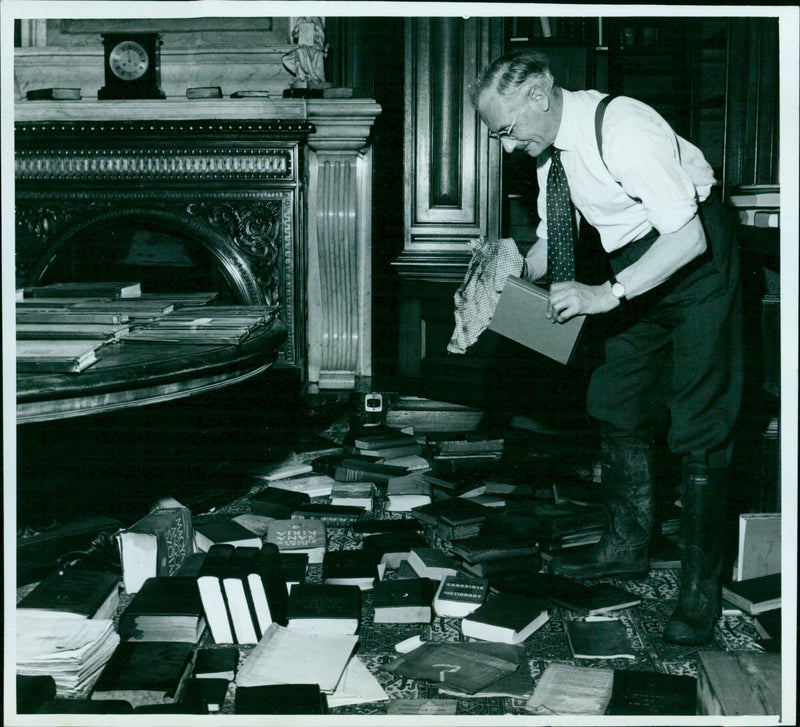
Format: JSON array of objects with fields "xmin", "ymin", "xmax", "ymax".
[{"xmin": 186, "ymin": 200, "xmax": 284, "ymax": 306}]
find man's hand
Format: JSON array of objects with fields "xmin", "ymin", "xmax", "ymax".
[{"xmin": 547, "ymin": 280, "xmax": 619, "ymax": 323}]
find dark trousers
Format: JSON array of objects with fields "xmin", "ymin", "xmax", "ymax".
[{"xmin": 587, "ymin": 196, "xmax": 743, "ymax": 468}]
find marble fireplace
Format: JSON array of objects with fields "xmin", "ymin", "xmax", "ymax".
[{"xmin": 14, "ymin": 97, "xmax": 381, "ymax": 390}]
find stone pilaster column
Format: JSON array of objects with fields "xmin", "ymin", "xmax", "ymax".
[{"xmin": 306, "ymin": 100, "xmax": 381, "ymax": 389}]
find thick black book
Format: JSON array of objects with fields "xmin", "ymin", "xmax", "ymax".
[
  {"xmin": 721, "ymin": 573, "xmax": 781, "ymax": 615},
  {"xmin": 26, "ymin": 87, "xmax": 82, "ymax": 100},
  {"xmin": 247, "ymin": 543, "xmax": 289, "ymax": 631},
  {"xmin": 551, "ymin": 579, "xmax": 643, "ymax": 615},
  {"xmin": 280, "ymin": 552, "xmax": 309, "ymax": 587},
  {"xmin": 291, "ymin": 503, "xmax": 364, "ymax": 527},
  {"xmin": 461, "ymin": 592, "xmax": 550, "ymax": 644},
  {"xmin": 372, "ymin": 577, "xmax": 438, "ymax": 623},
  {"xmin": 90, "ymin": 641, "xmax": 194, "ymax": 708},
  {"xmin": 606, "ymin": 669, "xmax": 697, "ymax": 716},
  {"xmin": 333, "ymin": 458, "xmax": 409, "ymax": 485},
  {"xmin": 450, "ymin": 534, "xmax": 539, "ymax": 564},
  {"xmin": 197, "ymin": 544, "xmax": 237, "ymax": 644},
  {"xmin": 565, "ymin": 618, "xmax": 636, "ymax": 660},
  {"xmin": 350, "ymin": 518, "xmax": 423, "ymax": 537},
  {"xmin": 311, "ymin": 452, "xmax": 378, "ymax": 477},
  {"xmin": 249, "ymin": 487, "xmax": 310, "ymax": 518},
  {"xmin": 235, "ymin": 684, "xmax": 329, "ymax": 714},
  {"xmin": 17, "ymin": 568, "xmax": 120, "ymax": 619},
  {"xmin": 186, "ymin": 677, "xmax": 229, "ymax": 713},
  {"xmin": 287, "ymin": 582, "xmax": 362, "ymax": 634},
  {"xmin": 361, "ymin": 530, "xmax": 428, "ymax": 567},
  {"xmin": 194, "ymin": 646, "xmax": 239, "ymax": 681},
  {"xmin": 461, "ymin": 554, "xmax": 544, "ymax": 580},
  {"xmin": 322, "ymin": 549, "xmax": 381, "ymax": 590},
  {"xmin": 119, "ymin": 576, "xmax": 205, "ymax": 643},
  {"xmin": 410, "ymin": 496, "xmax": 488, "ymax": 527}
]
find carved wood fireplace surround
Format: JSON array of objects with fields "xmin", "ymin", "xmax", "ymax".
[{"xmin": 15, "ymin": 98, "xmax": 381, "ymax": 390}]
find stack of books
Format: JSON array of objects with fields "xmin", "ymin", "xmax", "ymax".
[
  {"xmin": 410, "ymin": 496, "xmax": 490, "ymax": 542},
  {"xmin": 346, "ymin": 425, "xmax": 424, "ymax": 461},
  {"xmin": 448, "ymin": 534, "xmax": 542, "ymax": 579}
]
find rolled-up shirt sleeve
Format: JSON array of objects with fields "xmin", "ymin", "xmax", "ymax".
[{"xmin": 603, "ymin": 105, "xmax": 712, "ymax": 235}]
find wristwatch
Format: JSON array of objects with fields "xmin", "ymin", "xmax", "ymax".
[{"xmin": 609, "ymin": 274, "xmax": 626, "ymax": 301}]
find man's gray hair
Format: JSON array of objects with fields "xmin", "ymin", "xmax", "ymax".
[{"xmin": 469, "ymin": 50, "xmax": 554, "ymax": 107}]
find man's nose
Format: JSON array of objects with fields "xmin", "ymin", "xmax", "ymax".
[{"xmin": 501, "ymin": 137, "xmax": 520, "ymax": 153}]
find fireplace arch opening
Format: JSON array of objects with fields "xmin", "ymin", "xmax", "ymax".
[{"xmin": 29, "ymin": 207, "xmax": 267, "ymax": 305}]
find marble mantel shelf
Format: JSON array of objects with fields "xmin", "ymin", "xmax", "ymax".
[{"xmin": 15, "ymin": 97, "xmax": 383, "ymax": 390}]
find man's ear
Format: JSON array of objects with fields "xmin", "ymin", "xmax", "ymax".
[{"xmin": 529, "ymin": 84, "xmax": 550, "ymax": 112}]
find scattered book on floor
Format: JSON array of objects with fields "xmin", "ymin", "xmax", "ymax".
[
  {"xmin": 279, "ymin": 552, "xmax": 309, "ymax": 590},
  {"xmin": 193, "ymin": 518, "xmax": 262, "ymax": 552},
  {"xmin": 354, "ymin": 441, "xmax": 424, "ymax": 460},
  {"xmin": 360, "ymin": 530, "xmax": 428, "ymax": 569},
  {"xmin": 754, "ymin": 608, "xmax": 781, "ymax": 642},
  {"xmin": 525, "ymin": 662, "xmax": 613, "ymax": 715},
  {"xmin": 696, "ymin": 650, "xmax": 781, "ymax": 716},
  {"xmin": 255, "ymin": 459, "xmax": 314, "ymax": 482},
  {"xmin": 433, "ymin": 574, "xmax": 490, "ymax": 618},
  {"xmin": 16, "ymin": 322, "xmax": 131, "ymax": 340},
  {"xmin": 286, "ymin": 583, "xmax": 362, "ymax": 635},
  {"xmin": 449, "ymin": 534, "xmax": 539, "ymax": 564},
  {"xmin": 410, "ymin": 496, "xmax": 488, "ymax": 529},
  {"xmin": 385, "ymin": 699, "xmax": 457, "ymax": 715},
  {"xmin": 26, "ymin": 86, "xmax": 82, "ymax": 100},
  {"xmin": 16, "ymin": 612, "xmax": 120, "ymax": 699},
  {"xmin": 426, "ymin": 431, "xmax": 505, "ymax": 456},
  {"xmin": 461, "ymin": 554, "xmax": 544, "ymax": 580},
  {"xmin": 90, "ymin": 641, "xmax": 194, "ymax": 709},
  {"xmin": 330, "ymin": 481, "xmax": 377, "ymax": 510},
  {"xmin": 311, "ymin": 452, "xmax": 378, "ymax": 477},
  {"xmin": 322, "ymin": 549, "xmax": 381, "ymax": 590},
  {"xmin": 721, "ymin": 573, "xmax": 781, "ymax": 615},
  {"xmin": 606, "ymin": 669, "xmax": 697, "ymax": 716},
  {"xmin": 17, "ymin": 568, "xmax": 120, "ymax": 620},
  {"xmin": 327, "ymin": 654, "xmax": 390, "ymax": 708},
  {"xmin": 461, "ymin": 592, "xmax": 550, "ymax": 644},
  {"xmin": 372, "ymin": 577, "xmax": 437, "ymax": 623},
  {"xmin": 333, "ymin": 458, "xmax": 409, "ymax": 486},
  {"xmin": 186, "ymin": 676, "xmax": 229, "ymax": 713},
  {"xmin": 385, "ymin": 473, "xmax": 433, "ymax": 511},
  {"xmin": 735, "ymin": 512, "xmax": 781, "ymax": 581},
  {"xmin": 265, "ymin": 518, "xmax": 326, "ymax": 563},
  {"xmin": 221, "ymin": 547, "xmax": 262, "ymax": 644},
  {"xmin": 196, "ymin": 544, "xmax": 237, "ymax": 644},
  {"xmin": 118, "ymin": 576, "xmax": 206, "ymax": 643},
  {"xmin": 235, "ymin": 683, "xmax": 329, "ymax": 714},
  {"xmin": 291, "ymin": 503, "xmax": 364, "ymax": 528},
  {"xmin": 267, "ymin": 473, "xmax": 336, "ymax": 498},
  {"xmin": 194, "ymin": 646, "xmax": 239, "ymax": 681},
  {"xmin": 117, "ymin": 506, "xmax": 193, "ymax": 594},
  {"xmin": 349, "ymin": 518, "xmax": 423, "ymax": 538},
  {"xmin": 24, "ymin": 281, "xmax": 142, "ymax": 299},
  {"xmin": 438, "ymin": 645, "xmax": 531, "ymax": 698},
  {"xmin": 248, "ymin": 486, "xmax": 310, "ymax": 518},
  {"xmin": 382, "ymin": 640, "xmax": 520, "ymax": 695},
  {"xmin": 230, "ymin": 512, "xmax": 274, "ymax": 538},
  {"xmin": 16, "ymin": 339, "xmax": 103, "ymax": 373},
  {"xmin": 245, "ymin": 543, "xmax": 289, "ymax": 632},
  {"xmin": 382, "ymin": 454, "xmax": 431, "ymax": 471},
  {"xmin": 565, "ymin": 617, "xmax": 636, "ymax": 660},
  {"xmin": 236, "ymin": 623, "xmax": 358, "ymax": 694},
  {"xmin": 550, "ymin": 578, "xmax": 643, "ymax": 616},
  {"xmin": 407, "ymin": 547, "xmax": 460, "ymax": 581},
  {"xmin": 349, "ymin": 426, "xmax": 418, "ymax": 450}
]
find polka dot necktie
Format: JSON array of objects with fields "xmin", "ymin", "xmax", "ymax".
[{"xmin": 546, "ymin": 148, "xmax": 577, "ymax": 283}]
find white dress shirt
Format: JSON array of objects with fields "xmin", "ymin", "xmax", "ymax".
[{"xmin": 536, "ymin": 89, "xmax": 716, "ymax": 253}]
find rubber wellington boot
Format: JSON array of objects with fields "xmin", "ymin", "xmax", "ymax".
[
  {"xmin": 549, "ymin": 435, "xmax": 654, "ymax": 579},
  {"xmin": 663, "ymin": 463, "xmax": 727, "ymax": 645}
]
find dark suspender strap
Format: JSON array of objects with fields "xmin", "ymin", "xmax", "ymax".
[{"xmin": 594, "ymin": 94, "xmax": 618, "ymax": 173}]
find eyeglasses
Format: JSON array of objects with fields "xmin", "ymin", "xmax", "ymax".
[{"xmin": 488, "ymin": 94, "xmax": 528, "ymax": 140}]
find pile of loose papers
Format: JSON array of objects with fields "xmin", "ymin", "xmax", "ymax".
[{"xmin": 16, "ymin": 611, "xmax": 120, "ymax": 698}]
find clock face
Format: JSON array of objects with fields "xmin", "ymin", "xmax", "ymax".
[{"xmin": 108, "ymin": 40, "xmax": 150, "ymax": 81}]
